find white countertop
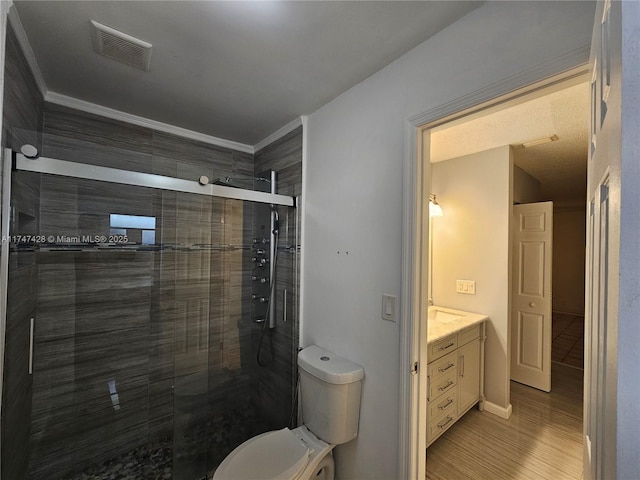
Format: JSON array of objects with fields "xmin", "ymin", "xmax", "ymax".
[{"xmin": 427, "ymin": 306, "xmax": 488, "ymax": 344}]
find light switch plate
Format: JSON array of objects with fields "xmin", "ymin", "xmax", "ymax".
[{"xmin": 382, "ymin": 294, "xmax": 396, "ymax": 322}]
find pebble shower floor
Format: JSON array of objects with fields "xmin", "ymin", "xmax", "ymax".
[{"xmin": 58, "ymin": 401, "xmax": 264, "ymax": 480}]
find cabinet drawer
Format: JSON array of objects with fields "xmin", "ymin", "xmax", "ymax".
[
  {"xmin": 427, "ymin": 410, "xmax": 457, "ymax": 445},
  {"xmin": 458, "ymin": 324, "xmax": 480, "ymax": 347},
  {"xmin": 429, "ymin": 334, "xmax": 457, "ymax": 361},
  {"xmin": 428, "ymin": 350, "xmax": 457, "ymax": 382},
  {"xmin": 428, "ymin": 390, "xmax": 457, "ymax": 421},
  {"xmin": 429, "ymin": 370, "xmax": 457, "ymax": 400}
]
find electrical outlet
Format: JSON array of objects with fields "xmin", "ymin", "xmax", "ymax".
[{"xmin": 456, "ymin": 280, "xmax": 476, "ymax": 295}]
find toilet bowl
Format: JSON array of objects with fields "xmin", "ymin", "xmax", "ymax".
[
  {"xmin": 213, "ymin": 345, "xmax": 364, "ymax": 480},
  {"xmin": 213, "ymin": 426, "xmax": 334, "ymax": 480}
]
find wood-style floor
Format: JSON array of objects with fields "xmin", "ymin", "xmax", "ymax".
[{"xmin": 426, "ymin": 362, "xmax": 583, "ymax": 480}]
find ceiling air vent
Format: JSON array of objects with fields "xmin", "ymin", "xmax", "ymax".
[{"xmin": 90, "ymin": 20, "xmax": 152, "ymax": 71}]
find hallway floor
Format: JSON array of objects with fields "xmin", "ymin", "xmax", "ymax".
[
  {"xmin": 426, "ymin": 362, "xmax": 583, "ymax": 479},
  {"xmin": 552, "ymin": 312, "xmax": 585, "ymax": 369}
]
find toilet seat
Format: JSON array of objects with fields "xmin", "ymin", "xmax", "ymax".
[{"xmin": 214, "ymin": 428, "xmax": 312, "ymax": 480}]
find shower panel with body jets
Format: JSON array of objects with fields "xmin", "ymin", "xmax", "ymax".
[{"xmin": 253, "ymin": 170, "xmax": 280, "ymax": 366}]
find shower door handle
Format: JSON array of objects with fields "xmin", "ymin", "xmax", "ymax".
[
  {"xmin": 28, "ymin": 317, "xmax": 35, "ymax": 375},
  {"xmin": 283, "ymin": 289, "xmax": 287, "ymax": 322}
]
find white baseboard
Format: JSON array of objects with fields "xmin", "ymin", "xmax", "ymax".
[{"xmin": 483, "ymin": 401, "xmax": 512, "ymax": 419}]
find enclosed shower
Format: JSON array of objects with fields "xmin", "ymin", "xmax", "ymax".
[{"xmin": 0, "ymin": 121, "xmax": 302, "ymax": 480}]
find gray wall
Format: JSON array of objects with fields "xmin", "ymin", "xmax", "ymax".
[{"xmin": 302, "ymin": 2, "xmax": 594, "ymax": 478}]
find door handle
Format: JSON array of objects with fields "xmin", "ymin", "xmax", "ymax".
[
  {"xmin": 283, "ymin": 289, "xmax": 287, "ymax": 322},
  {"xmin": 29, "ymin": 317, "xmax": 35, "ymax": 375}
]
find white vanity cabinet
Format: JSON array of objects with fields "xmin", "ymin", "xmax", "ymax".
[
  {"xmin": 426, "ymin": 321, "xmax": 485, "ymax": 447},
  {"xmin": 457, "ymin": 335, "xmax": 481, "ymax": 415}
]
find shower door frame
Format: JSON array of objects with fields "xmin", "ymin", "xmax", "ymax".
[
  {"xmin": 14, "ymin": 153, "xmax": 295, "ymax": 207},
  {"xmin": 0, "ymin": 148, "xmax": 13, "ymax": 479}
]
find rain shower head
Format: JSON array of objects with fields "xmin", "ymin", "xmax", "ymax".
[
  {"xmin": 213, "ymin": 176, "xmax": 232, "ymax": 186},
  {"xmin": 213, "ymin": 175, "xmax": 273, "ymax": 189}
]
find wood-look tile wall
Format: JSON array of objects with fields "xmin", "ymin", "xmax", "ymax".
[
  {"xmin": 1, "ymin": 21, "xmax": 43, "ymax": 480},
  {"xmin": 3, "ymin": 249, "xmax": 37, "ymax": 480},
  {"xmin": 26, "ymin": 177, "xmax": 161, "ymax": 478},
  {"xmin": 1, "ymin": 22, "xmax": 43, "ymax": 153},
  {"xmin": 22, "ymin": 104, "xmax": 262, "ymax": 478},
  {"xmin": 31, "ymin": 249, "xmax": 155, "ymax": 478},
  {"xmin": 253, "ymin": 127, "xmax": 302, "ymax": 428},
  {"xmin": 2, "ymin": 17, "xmax": 302, "ymax": 478}
]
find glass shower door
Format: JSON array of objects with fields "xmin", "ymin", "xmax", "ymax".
[
  {"xmin": 169, "ymin": 190, "xmax": 218, "ymax": 480},
  {"xmin": 1, "ymin": 154, "xmax": 298, "ymax": 480}
]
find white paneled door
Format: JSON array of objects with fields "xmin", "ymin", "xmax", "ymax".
[{"xmin": 510, "ymin": 202, "xmax": 553, "ymax": 392}]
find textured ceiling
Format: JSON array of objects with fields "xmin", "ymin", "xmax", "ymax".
[
  {"xmin": 431, "ymin": 81, "xmax": 589, "ymax": 203},
  {"xmin": 13, "ymin": 0, "xmax": 482, "ymax": 146}
]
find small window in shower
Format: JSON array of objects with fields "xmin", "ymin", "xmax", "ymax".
[{"xmin": 109, "ymin": 214, "xmax": 156, "ymax": 244}]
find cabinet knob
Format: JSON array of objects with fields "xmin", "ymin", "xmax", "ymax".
[{"xmin": 529, "ymin": 302, "xmax": 536, "ymax": 307}]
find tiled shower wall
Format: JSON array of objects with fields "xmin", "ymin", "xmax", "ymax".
[
  {"xmin": 2, "ymin": 19, "xmax": 303, "ymax": 480},
  {"xmin": 25, "ymin": 174, "xmax": 258, "ymax": 478},
  {"xmin": 1, "ymin": 21, "xmax": 44, "ymax": 480},
  {"xmin": 252, "ymin": 127, "xmax": 303, "ymax": 428}
]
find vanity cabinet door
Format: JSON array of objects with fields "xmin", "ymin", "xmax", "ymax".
[{"xmin": 457, "ymin": 339, "xmax": 480, "ymax": 415}]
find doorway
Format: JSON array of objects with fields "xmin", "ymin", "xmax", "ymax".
[{"xmin": 405, "ymin": 68, "xmax": 590, "ymax": 479}]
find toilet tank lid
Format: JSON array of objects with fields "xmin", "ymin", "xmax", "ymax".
[{"xmin": 298, "ymin": 345, "xmax": 364, "ymax": 384}]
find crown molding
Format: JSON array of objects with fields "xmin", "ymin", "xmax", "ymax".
[
  {"xmin": 7, "ymin": 4, "xmax": 47, "ymax": 97},
  {"xmin": 254, "ymin": 116, "xmax": 303, "ymax": 153},
  {"xmin": 6, "ymin": 4, "xmax": 303, "ymax": 156},
  {"xmin": 45, "ymin": 91, "xmax": 254, "ymax": 154},
  {"xmin": 8, "ymin": 4, "xmax": 254, "ymax": 154}
]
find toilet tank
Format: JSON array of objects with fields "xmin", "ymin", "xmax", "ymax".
[{"xmin": 297, "ymin": 345, "xmax": 364, "ymax": 445}]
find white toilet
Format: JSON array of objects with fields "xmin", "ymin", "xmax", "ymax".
[{"xmin": 213, "ymin": 345, "xmax": 364, "ymax": 480}]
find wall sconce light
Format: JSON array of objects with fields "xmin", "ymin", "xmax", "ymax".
[{"xmin": 429, "ymin": 194, "xmax": 443, "ymax": 217}]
